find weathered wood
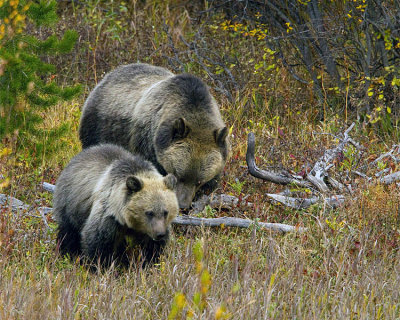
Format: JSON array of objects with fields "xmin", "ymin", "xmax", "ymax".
[
  {"xmin": 381, "ymin": 171, "xmax": 400, "ymax": 184},
  {"xmin": 0, "ymin": 194, "xmax": 52, "ymax": 228},
  {"xmin": 43, "ymin": 182, "xmax": 56, "ymax": 193},
  {"xmin": 191, "ymin": 194, "xmax": 253, "ymax": 214},
  {"xmin": 266, "ymin": 193, "xmax": 345, "ymax": 210},
  {"xmin": 246, "ymin": 132, "xmax": 313, "ymax": 188},
  {"xmin": 306, "ymin": 122, "xmax": 355, "ymax": 193},
  {"xmin": 172, "ymin": 215, "xmax": 306, "ymax": 233},
  {"xmin": 0, "ymin": 194, "xmax": 28, "ymax": 211}
]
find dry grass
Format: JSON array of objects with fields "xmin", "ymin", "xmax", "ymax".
[
  {"xmin": 1, "ymin": 0, "xmax": 400, "ymax": 319},
  {"xmin": 1, "ymin": 195, "xmax": 399, "ymax": 319}
]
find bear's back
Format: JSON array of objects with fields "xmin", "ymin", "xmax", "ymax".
[{"xmin": 53, "ymin": 144, "xmax": 148, "ymax": 228}]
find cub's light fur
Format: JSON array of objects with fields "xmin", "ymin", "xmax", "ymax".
[
  {"xmin": 79, "ymin": 63, "xmax": 230, "ymax": 208},
  {"xmin": 52, "ymin": 144, "xmax": 178, "ymax": 266}
]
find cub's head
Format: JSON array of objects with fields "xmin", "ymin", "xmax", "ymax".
[
  {"xmin": 155, "ymin": 118, "xmax": 230, "ymax": 209},
  {"xmin": 122, "ymin": 173, "xmax": 178, "ymax": 241}
]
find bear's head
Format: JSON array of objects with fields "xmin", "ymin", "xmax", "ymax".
[
  {"xmin": 122, "ymin": 173, "xmax": 178, "ymax": 241},
  {"xmin": 155, "ymin": 117, "xmax": 229, "ymax": 209}
]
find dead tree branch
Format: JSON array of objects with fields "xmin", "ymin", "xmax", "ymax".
[
  {"xmin": 0, "ymin": 194, "xmax": 52, "ymax": 228},
  {"xmin": 381, "ymin": 171, "xmax": 400, "ymax": 185},
  {"xmin": 246, "ymin": 122, "xmax": 400, "ymax": 210},
  {"xmin": 266, "ymin": 193, "xmax": 345, "ymax": 210},
  {"xmin": 246, "ymin": 123, "xmax": 362, "ymax": 210},
  {"xmin": 246, "ymin": 132, "xmax": 313, "ymax": 188},
  {"xmin": 306, "ymin": 122, "xmax": 356, "ymax": 193},
  {"xmin": 173, "ymin": 215, "xmax": 306, "ymax": 233}
]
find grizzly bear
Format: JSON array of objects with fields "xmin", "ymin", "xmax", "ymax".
[
  {"xmin": 52, "ymin": 144, "xmax": 179, "ymax": 266},
  {"xmin": 79, "ymin": 63, "xmax": 229, "ymax": 209}
]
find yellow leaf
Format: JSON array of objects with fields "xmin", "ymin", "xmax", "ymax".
[
  {"xmin": 387, "ymin": 107, "xmax": 391, "ymax": 114},
  {"xmin": 0, "ymin": 177, "xmax": 10, "ymax": 189},
  {"xmin": 0, "ymin": 147, "xmax": 12, "ymax": 157},
  {"xmin": 368, "ymin": 91, "xmax": 374, "ymax": 97},
  {"xmin": 175, "ymin": 293, "xmax": 186, "ymax": 309}
]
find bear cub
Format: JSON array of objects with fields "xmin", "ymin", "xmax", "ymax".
[{"xmin": 52, "ymin": 144, "xmax": 179, "ymax": 266}]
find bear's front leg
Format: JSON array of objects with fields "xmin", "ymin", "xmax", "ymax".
[{"xmin": 81, "ymin": 213, "xmax": 122, "ymax": 267}]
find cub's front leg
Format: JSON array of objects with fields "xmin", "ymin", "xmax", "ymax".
[{"xmin": 81, "ymin": 212, "xmax": 124, "ymax": 267}]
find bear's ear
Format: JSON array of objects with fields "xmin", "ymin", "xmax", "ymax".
[
  {"xmin": 172, "ymin": 117, "xmax": 190, "ymax": 141},
  {"xmin": 126, "ymin": 176, "xmax": 143, "ymax": 194},
  {"xmin": 214, "ymin": 127, "xmax": 228, "ymax": 147},
  {"xmin": 164, "ymin": 174, "xmax": 177, "ymax": 191}
]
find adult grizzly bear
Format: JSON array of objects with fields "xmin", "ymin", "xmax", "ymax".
[
  {"xmin": 79, "ymin": 63, "xmax": 229, "ymax": 209},
  {"xmin": 52, "ymin": 144, "xmax": 179, "ymax": 266}
]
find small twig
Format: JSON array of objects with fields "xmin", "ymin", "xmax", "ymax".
[
  {"xmin": 353, "ymin": 171, "xmax": 372, "ymax": 181},
  {"xmin": 37, "ymin": 208, "xmax": 50, "ymax": 229}
]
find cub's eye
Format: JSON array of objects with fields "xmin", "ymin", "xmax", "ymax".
[
  {"xmin": 145, "ymin": 211, "xmax": 154, "ymax": 218},
  {"xmin": 196, "ymin": 181, "xmax": 202, "ymax": 187},
  {"xmin": 163, "ymin": 210, "xmax": 168, "ymax": 218}
]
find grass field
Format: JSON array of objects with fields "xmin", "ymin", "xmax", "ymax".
[{"xmin": 1, "ymin": 1, "xmax": 400, "ymax": 319}]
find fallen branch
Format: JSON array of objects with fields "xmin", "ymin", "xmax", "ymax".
[
  {"xmin": 40, "ymin": 183, "xmax": 303, "ymax": 233},
  {"xmin": 246, "ymin": 132, "xmax": 313, "ymax": 188},
  {"xmin": 43, "ymin": 182, "xmax": 55, "ymax": 193},
  {"xmin": 306, "ymin": 122, "xmax": 356, "ymax": 193},
  {"xmin": 365, "ymin": 145, "xmax": 400, "ymax": 170},
  {"xmin": 266, "ymin": 193, "xmax": 345, "ymax": 210},
  {"xmin": 173, "ymin": 215, "xmax": 306, "ymax": 233},
  {"xmin": 381, "ymin": 171, "xmax": 400, "ymax": 185},
  {"xmin": 0, "ymin": 194, "xmax": 52, "ymax": 228},
  {"xmin": 246, "ymin": 124, "xmax": 362, "ymax": 209}
]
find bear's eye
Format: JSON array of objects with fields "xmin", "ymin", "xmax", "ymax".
[
  {"xmin": 145, "ymin": 211, "xmax": 154, "ymax": 218},
  {"xmin": 163, "ymin": 210, "xmax": 168, "ymax": 218},
  {"xmin": 196, "ymin": 180, "xmax": 202, "ymax": 187}
]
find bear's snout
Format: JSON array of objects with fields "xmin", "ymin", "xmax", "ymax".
[{"xmin": 154, "ymin": 231, "xmax": 168, "ymax": 241}]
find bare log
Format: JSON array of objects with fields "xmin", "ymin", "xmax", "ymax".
[
  {"xmin": 173, "ymin": 215, "xmax": 306, "ymax": 233},
  {"xmin": 246, "ymin": 132, "xmax": 313, "ymax": 188}
]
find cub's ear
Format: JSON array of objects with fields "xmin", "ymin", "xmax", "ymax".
[
  {"xmin": 164, "ymin": 174, "xmax": 177, "ymax": 191},
  {"xmin": 172, "ymin": 117, "xmax": 190, "ymax": 140},
  {"xmin": 126, "ymin": 176, "xmax": 143, "ymax": 194},
  {"xmin": 214, "ymin": 127, "xmax": 228, "ymax": 147}
]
